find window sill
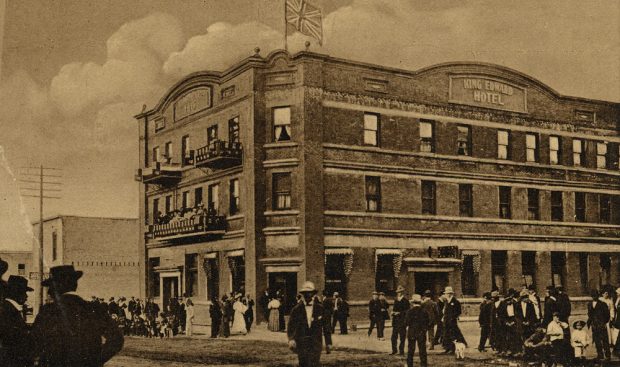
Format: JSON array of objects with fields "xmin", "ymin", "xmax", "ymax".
[
  {"xmin": 264, "ymin": 142, "xmax": 298, "ymax": 149},
  {"xmin": 264, "ymin": 210, "xmax": 299, "ymax": 216}
]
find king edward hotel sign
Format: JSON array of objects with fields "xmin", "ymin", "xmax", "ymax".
[{"xmin": 449, "ymin": 75, "xmax": 527, "ymax": 113}]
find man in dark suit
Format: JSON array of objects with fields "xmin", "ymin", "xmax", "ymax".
[
  {"xmin": 477, "ymin": 291, "xmax": 493, "ymax": 352},
  {"xmin": 391, "ymin": 285, "xmax": 410, "ymax": 355},
  {"xmin": 433, "ymin": 292, "xmax": 445, "ymax": 346},
  {"xmin": 368, "ymin": 291, "xmax": 382, "ymax": 338},
  {"xmin": 587, "ymin": 289, "xmax": 611, "ymax": 361},
  {"xmin": 320, "ymin": 290, "xmax": 334, "ymax": 335},
  {"xmin": 31, "ymin": 265, "xmax": 123, "ymax": 367},
  {"xmin": 516, "ymin": 290, "xmax": 537, "ymax": 341},
  {"xmin": 405, "ymin": 294, "xmax": 429, "ymax": 367},
  {"xmin": 287, "ymin": 281, "xmax": 331, "ymax": 367},
  {"xmin": 542, "ymin": 286, "xmax": 558, "ymax": 327},
  {"xmin": 0, "ymin": 258, "xmax": 8, "ymax": 301},
  {"xmin": 421, "ymin": 290, "xmax": 438, "ymax": 350},
  {"xmin": 258, "ymin": 289, "xmax": 270, "ymax": 324},
  {"xmin": 332, "ymin": 292, "xmax": 349, "ymax": 334},
  {"xmin": 556, "ymin": 287, "xmax": 571, "ymax": 323},
  {"xmin": 219, "ymin": 295, "xmax": 232, "ymax": 338},
  {"xmin": 440, "ymin": 286, "xmax": 462, "ymax": 354},
  {"xmin": 0, "ymin": 275, "xmax": 34, "ymax": 367},
  {"xmin": 498, "ymin": 289, "xmax": 521, "ymax": 356}
]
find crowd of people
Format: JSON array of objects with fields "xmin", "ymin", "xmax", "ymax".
[
  {"xmin": 208, "ymin": 293, "xmax": 255, "ymax": 338},
  {"xmin": 154, "ymin": 203, "xmax": 217, "ymax": 225}
]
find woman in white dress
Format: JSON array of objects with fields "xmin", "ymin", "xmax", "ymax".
[
  {"xmin": 185, "ymin": 299, "xmax": 195, "ymax": 336},
  {"xmin": 231, "ymin": 294, "xmax": 248, "ymax": 335}
]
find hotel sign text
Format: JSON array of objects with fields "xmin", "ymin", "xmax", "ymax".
[{"xmin": 449, "ymin": 75, "xmax": 527, "ymax": 113}]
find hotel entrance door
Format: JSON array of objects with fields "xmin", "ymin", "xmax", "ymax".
[
  {"xmin": 162, "ymin": 276, "xmax": 179, "ymax": 311},
  {"xmin": 414, "ymin": 272, "xmax": 449, "ymax": 297},
  {"xmin": 268, "ymin": 272, "xmax": 297, "ymax": 315}
]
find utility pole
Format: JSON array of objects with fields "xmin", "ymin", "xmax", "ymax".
[{"xmin": 18, "ymin": 165, "xmax": 62, "ymax": 313}]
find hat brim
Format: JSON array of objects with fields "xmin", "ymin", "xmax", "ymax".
[
  {"xmin": 41, "ymin": 270, "xmax": 83, "ymax": 286},
  {"xmin": 299, "ymin": 289, "xmax": 317, "ymax": 293}
]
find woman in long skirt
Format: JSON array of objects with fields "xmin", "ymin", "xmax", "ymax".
[
  {"xmin": 268, "ymin": 298, "xmax": 281, "ymax": 332},
  {"xmin": 185, "ymin": 299, "xmax": 195, "ymax": 336},
  {"xmin": 231, "ymin": 294, "xmax": 248, "ymax": 335}
]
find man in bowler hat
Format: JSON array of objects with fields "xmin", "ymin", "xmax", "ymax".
[
  {"xmin": 0, "ymin": 275, "xmax": 34, "ymax": 367},
  {"xmin": 287, "ymin": 281, "xmax": 331, "ymax": 367},
  {"xmin": 405, "ymin": 294, "xmax": 429, "ymax": 367},
  {"xmin": 31, "ymin": 265, "xmax": 124, "ymax": 367},
  {"xmin": 391, "ymin": 285, "xmax": 410, "ymax": 355}
]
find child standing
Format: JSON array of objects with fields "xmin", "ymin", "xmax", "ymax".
[{"xmin": 571, "ymin": 320, "xmax": 589, "ymax": 362}]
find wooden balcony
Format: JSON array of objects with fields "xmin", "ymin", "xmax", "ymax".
[
  {"xmin": 148, "ymin": 214, "xmax": 226, "ymax": 241},
  {"xmin": 135, "ymin": 162, "xmax": 182, "ymax": 186},
  {"xmin": 195, "ymin": 140, "xmax": 242, "ymax": 169}
]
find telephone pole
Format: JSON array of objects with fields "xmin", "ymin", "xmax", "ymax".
[{"xmin": 18, "ymin": 165, "xmax": 62, "ymax": 312}]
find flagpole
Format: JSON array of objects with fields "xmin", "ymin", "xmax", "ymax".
[{"xmin": 284, "ymin": 0, "xmax": 288, "ymax": 52}]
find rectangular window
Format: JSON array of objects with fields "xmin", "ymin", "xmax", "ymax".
[
  {"xmin": 152, "ymin": 198, "xmax": 159, "ymax": 224},
  {"xmin": 152, "ymin": 146, "xmax": 161, "ymax": 164},
  {"xmin": 365, "ymin": 176, "xmax": 381, "ymax": 212},
  {"xmin": 149, "ymin": 258, "xmax": 160, "ymax": 297},
  {"xmin": 273, "ymin": 173, "xmax": 292, "ymax": 210},
  {"xmin": 205, "ymin": 257, "xmax": 219, "ymax": 301},
  {"xmin": 194, "ymin": 187, "xmax": 203, "ymax": 207},
  {"xmin": 363, "ymin": 113, "xmax": 379, "ymax": 146},
  {"xmin": 461, "ymin": 254, "xmax": 478, "ymax": 296},
  {"xmin": 419, "ymin": 120, "xmax": 434, "ymax": 153},
  {"xmin": 207, "ymin": 125, "xmax": 218, "ymax": 147},
  {"xmin": 549, "ymin": 136, "xmax": 560, "ymax": 165},
  {"xmin": 575, "ymin": 192, "xmax": 586, "ymax": 222},
  {"xmin": 164, "ymin": 141, "xmax": 173, "ymax": 162},
  {"xmin": 181, "ymin": 135, "xmax": 192, "ymax": 165},
  {"xmin": 599, "ymin": 194, "xmax": 611, "ymax": 223},
  {"xmin": 18, "ymin": 263, "xmax": 25, "ymax": 276},
  {"xmin": 52, "ymin": 231, "xmax": 58, "ymax": 261},
  {"xmin": 458, "ymin": 184, "xmax": 473, "ymax": 217},
  {"xmin": 527, "ymin": 188, "xmax": 539, "ymax": 220},
  {"xmin": 572, "ymin": 139, "xmax": 584, "ymax": 166},
  {"xmin": 596, "ymin": 142, "xmax": 607, "ymax": 169},
  {"xmin": 185, "ymin": 254, "xmax": 198, "ymax": 297},
  {"xmin": 457, "ymin": 125, "xmax": 471, "ymax": 156},
  {"xmin": 230, "ymin": 256, "xmax": 245, "ymax": 294},
  {"xmin": 181, "ymin": 191, "xmax": 189, "ymax": 211},
  {"xmin": 491, "ymin": 250, "xmax": 507, "ymax": 294},
  {"xmin": 526, "ymin": 134, "xmax": 538, "ymax": 162},
  {"xmin": 521, "ymin": 251, "xmax": 536, "ymax": 289},
  {"xmin": 273, "ymin": 107, "xmax": 291, "ymax": 142},
  {"xmin": 499, "ymin": 186, "xmax": 511, "ymax": 219},
  {"xmin": 421, "ymin": 181, "xmax": 436, "ymax": 215},
  {"xmin": 325, "ymin": 255, "xmax": 347, "ymax": 298},
  {"xmin": 208, "ymin": 184, "xmax": 220, "ymax": 213},
  {"xmin": 550, "ymin": 252, "xmax": 565, "ymax": 288},
  {"xmin": 578, "ymin": 253, "xmax": 588, "ymax": 294},
  {"xmin": 551, "ymin": 191, "xmax": 563, "ymax": 221},
  {"xmin": 497, "ymin": 130, "xmax": 510, "ymax": 159},
  {"xmin": 228, "ymin": 117, "xmax": 240, "ymax": 143},
  {"xmin": 229, "ymin": 178, "xmax": 240, "ymax": 215},
  {"xmin": 375, "ymin": 255, "xmax": 397, "ymax": 297},
  {"xmin": 165, "ymin": 195, "xmax": 172, "ymax": 214}
]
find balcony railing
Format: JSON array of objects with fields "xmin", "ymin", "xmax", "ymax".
[
  {"xmin": 195, "ymin": 140, "xmax": 242, "ymax": 169},
  {"xmin": 135, "ymin": 162, "xmax": 182, "ymax": 186},
  {"xmin": 149, "ymin": 214, "xmax": 226, "ymax": 240}
]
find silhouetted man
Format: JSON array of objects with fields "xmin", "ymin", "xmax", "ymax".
[
  {"xmin": 405, "ymin": 294, "xmax": 429, "ymax": 367},
  {"xmin": 0, "ymin": 276, "xmax": 34, "ymax": 367},
  {"xmin": 391, "ymin": 285, "xmax": 410, "ymax": 355}
]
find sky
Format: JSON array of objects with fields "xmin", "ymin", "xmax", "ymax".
[{"xmin": 0, "ymin": 0, "xmax": 618, "ymax": 250}]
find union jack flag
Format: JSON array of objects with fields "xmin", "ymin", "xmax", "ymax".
[{"xmin": 286, "ymin": 0, "xmax": 323, "ymax": 45}]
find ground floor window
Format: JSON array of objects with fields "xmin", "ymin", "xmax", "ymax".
[
  {"xmin": 228, "ymin": 255, "xmax": 245, "ymax": 295},
  {"xmin": 461, "ymin": 251, "xmax": 479, "ymax": 296},
  {"xmin": 148, "ymin": 257, "xmax": 160, "ymax": 297},
  {"xmin": 550, "ymin": 252, "xmax": 566, "ymax": 288},
  {"xmin": 375, "ymin": 254, "xmax": 400, "ymax": 296},
  {"xmin": 325, "ymin": 254, "xmax": 348, "ymax": 298},
  {"xmin": 491, "ymin": 250, "xmax": 507, "ymax": 294},
  {"xmin": 521, "ymin": 251, "xmax": 536, "ymax": 289},
  {"xmin": 600, "ymin": 254, "xmax": 612, "ymax": 286},
  {"xmin": 203, "ymin": 257, "xmax": 219, "ymax": 301},
  {"xmin": 579, "ymin": 253, "xmax": 589, "ymax": 294},
  {"xmin": 185, "ymin": 254, "xmax": 198, "ymax": 297}
]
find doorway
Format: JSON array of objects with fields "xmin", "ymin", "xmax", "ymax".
[
  {"xmin": 414, "ymin": 272, "xmax": 449, "ymax": 297},
  {"xmin": 268, "ymin": 272, "xmax": 297, "ymax": 315},
  {"xmin": 162, "ymin": 276, "xmax": 179, "ymax": 311}
]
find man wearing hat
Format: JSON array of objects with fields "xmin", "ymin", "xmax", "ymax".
[
  {"xmin": 489, "ymin": 290, "xmax": 504, "ymax": 354},
  {"xmin": 477, "ymin": 291, "xmax": 493, "ymax": 352},
  {"xmin": 390, "ymin": 285, "xmax": 410, "ymax": 355},
  {"xmin": 542, "ymin": 286, "xmax": 558, "ymax": 327},
  {"xmin": 516, "ymin": 289, "xmax": 537, "ymax": 341},
  {"xmin": 31, "ymin": 265, "xmax": 124, "ymax": 367},
  {"xmin": 587, "ymin": 289, "xmax": 611, "ymax": 361},
  {"xmin": 440, "ymin": 286, "xmax": 462, "ymax": 354},
  {"xmin": 378, "ymin": 292, "xmax": 390, "ymax": 340},
  {"xmin": 287, "ymin": 281, "xmax": 331, "ymax": 367},
  {"xmin": 421, "ymin": 290, "xmax": 439, "ymax": 350},
  {"xmin": 404, "ymin": 294, "xmax": 429, "ymax": 367},
  {"xmin": 331, "ymin": 291, "xmax": 349, "ymax": 335},
  {"xmin": 0, "ymin": 275, "xmax": 34, "ymax": 367},
  {"xmin": 368, "ymin": 291, "xmax": 382, "ymax": 338},
  {"xmin": 0, "ymin": 257, "xmax": 9, "ymax": 301}
]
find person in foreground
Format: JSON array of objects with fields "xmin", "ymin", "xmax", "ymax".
[
  {"xmin": 287, "ymin": 281, "xmax": 332, "ymax": 367},
  {"xmin": 405, "ymin": 294, "xmax": 429, "ymax": 367},
  {"xmin": 31, "ymin": 265, "xmax": 124, "ymax": 367},
  {"xmin": 0, "ymin": 275, "xmax": 34, "ymax": 367}
]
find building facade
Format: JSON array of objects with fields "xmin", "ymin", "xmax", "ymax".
[
  {"xmin": 32, "ymin": 216, "xmax": 141, "ymax": 311},
  {"xmin": 0, "ymin": 250, "xmax": 32, "ymax": 280},
  {"xmin": 135, "ymin": 50, "xmax": 620, "ymax": 323}
]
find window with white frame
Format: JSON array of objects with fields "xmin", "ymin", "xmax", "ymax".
[
  {"xmin": 419, "ymin": 121, "xmax": 434, "ymax": 153},
  {"xmin": 549, "ymin": 136, "xmax": 560, "ymax": 165},
  {"xmin": 572, "ymin": 139, "xmax": 584, "ymax": 166},
  {"xmin": 457, "ymin": 125, "xmax": 471, "ymax": 156},
  {"xmin": 497, "ymin": 130, "xmax": 509, "ymax": 159},
  {"xmin": 164, "ymin": 142, "xmax": 173, "ymax": 162},
  {"xmin": 363, "ymin": 113, "xmax": 380, "ymax": 146},
  {"xmin": 273, "ymin": 107, "xmax": 291, "ymax": 142},
  {"xmin": 208, "ymin": 183, "xmax": 220, "ymax": 213},
  {"xmin": 273, "ymin": 173, "xmax": 292, "ymax": 210},
  {"xmin": 596, "ymin": 142, "xmax": 607, "ymax": 169},
  {"xmin": 526, "ymin": 134, "xmax": 538, "ymax": 162}
]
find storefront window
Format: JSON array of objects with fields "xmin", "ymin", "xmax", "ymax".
[
  {"xmin": 375, "ymin": 255, "xmax": 397, "ymax": 296},
  {"xmin": 203, "ymin": 257, "xmax": 219, "ymax": 301},
  {"xmin": 186, "ymin": 254, "xmax": 198, "ymax": 297},
  {"xmin": 325, "ymin": 254, "xmax": 347, "ymax": 298},
  {"xmin": 491, "ymin": 250, "xmax": 507, "ymax": 294}
]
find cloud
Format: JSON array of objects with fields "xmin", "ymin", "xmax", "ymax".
[{"xmin": 50, "ymin": 12, "xmax": 184, "ymax": 117}]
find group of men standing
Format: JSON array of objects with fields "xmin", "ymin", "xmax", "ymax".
[{"xmin": 0, "ymin": 259, "xmax": 123, "ymax": 367}]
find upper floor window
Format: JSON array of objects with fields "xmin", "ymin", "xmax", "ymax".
[
  {"xmin": 273, "ymin": 173, "xmax": 292, "ymax": 210},
  {"xmin": 152, "ymin": 198, "xmax": 160, "ymax": 223},
  {"xmin": 551, "ymin": 191, "xmax": 563, "ymax": 221},
  {"xmin": 165, "ymin": 195, "xmax": 172, "ymax": 214},
  {"xmin": 273, "ymin": 107, "xmax": 291, "ymax": 142},
  {"xmin": 365, "ymin": 176, "xmax": 381, "ymax": 212},
  {"xmin": 181, "ymin": 191, "xmax": 189, "ymax": 211},
  {"xmin": 499, "ymin": 186, "xmax": 511, "ymax": 219},
  {"xmin": 152, "ymin": 146, "xmax": 161, "ymax": 164},
  {"xmin": 497, "ymin": 130, "xmax": 510, "ymax": 160},
  {"xmin": 457, "ymin": 125, "xmax": 471, "ymax": 156},
  {"xmin": 229, "ymin": 117, "xmax": 240, "ymax": 143},
  {"xmin": 421, "ymin": 180, "xmax": 436, "ymax": 215},
  {"xmin": 549, "ymin": 136, "xmax": 560, "ymax": 165},
  {"xmin": 207, "ymin": 125, "xmax": 218, "ymax": 147},
  {"xmin": 52, "ymin": 231, "xmax": 58, "ymax": 261},
  {"xmin": 18, "ymin": 264, "xmax": 25, "ymax": 276},
  {"xmin": 599, "ymin": 194, "xmax": 611, "ymax": 224},
  {"xmin": 575, "ymin": 192, "xmax": 586, "ymax": 222},
  {"xmin": 572, "ymin": 139, "xmax": 584, "ymax": 166},
  {"xmin": 363, "ymin": 113, "xmax": 380, "ymax": 147},
  {"xmin": 181, "ymin": 135, "xmax": 192, "ymax": 165},
  {"xmin": 458, "ymin": 184, "xmax": 473, "ymax": 217},
  {"xmin": 164, "ymin": 142, "xmax": 173, "ymax": 163},
  {"xmin": 526, "ymin": 134, "xmax": 539, "ymax": 162},
  {"xmin": 419, "ymin": 121, "xmax": 435, "ymax": 153},
  {"xmin": 194, "ymin": 187, "xmax": 203, "ymax": 207},
  {"xmin": 527, "ymin": 188, "xmax": 539, "ymax": 220},
  {"xmin": 596, "ymin": 142, "xmax": 607, "ymax": 169},
  {"xmin": 229, "ymin": 178, "xmax": 240, "ymax": 215},
  {"xmin": 208, "ymin": 183, "xmax": 220, "ymax": 213}
]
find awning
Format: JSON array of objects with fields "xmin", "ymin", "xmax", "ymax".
[
  {"xmin": 375, "ymin": 249, "xmax": 402, "ymax": 256},
  {"xmin": 226, "ymin": 249, "xmax": 244, "ymax": 257},
  {"xmin": 204, "ymin": 252, "xmax": 217, "ymax": 259},
  {"xmin": 325, "ymin": 248, "xmax": 353, "ymax": 255},
  {"xmin": 462, "ymin": 250, "xmax": 480, "ymax": 256}
]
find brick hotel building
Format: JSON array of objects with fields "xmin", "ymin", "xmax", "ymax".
[{"xmin": 134, "ymin": 50, "xmax": 620, "ymax": 322}]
